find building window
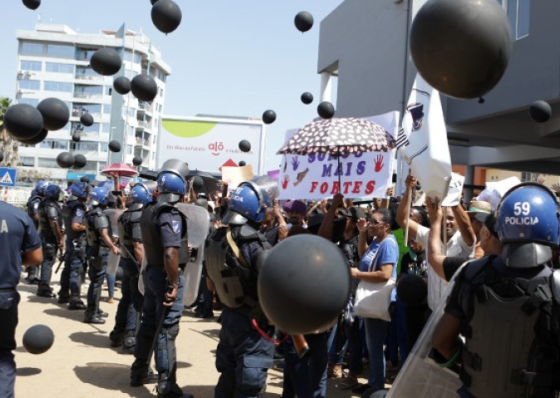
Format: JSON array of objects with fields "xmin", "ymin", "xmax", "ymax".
[
  {"xmin": 501, "ymin": 0, "xmax": 530, "ymax": 40},
  {"xmin": 20, "ymin": 60, "xmax": 42, "ymax": 72},
  {"xmin": 73, "ymin": 104, "xmax": 101, "ymax": 115},
  {"xmin": 76, "ymin": 66, "xmax": 98, "ymax": 77},
  {"xmin": 18, "ymin": 156, "xmax": 35, "ymax": 167},
  {"xmin": 19, "ymin": 79, "xmax": 40, "ymax": 90},
  {"xmin": 76, "ymin": 49, "xmax": 97, "ymax": 61},
  {"xmin": 39, "ymin": 140, "xmax": 69, "ymax": 150},
  {"xmin": 103, "ymin": 104, "xmax": 112, "ymax": 114},
  {"xmin": 125, "ymin": 69, "xmax": 138, "ymax": 80},
  {"xmin": 101, "ymin": 123, "xmax": 110, "ymax": 133},
  {"xmin": 20, "ymin": 42, "xmax": 44, "ymax": 55},
  {"xmin": 74, "ymin": 142, "xmax": 98, "ymax": 152},
  {"xmin": 38, "ymin": 158, "xmax": 59, "ymax": 168},
  {"xmin": 46, "ymin": 62, "xmax": 74, "ymax": 73},
  {"xmin": 18, "ymin": 98, "xmax": 39, "ymax": 106},
  {"xmin": 46, "ymin": 44, "xmax": 75, "ymax": 58},
  {"xmin": 44, "ymin": 81, "xmax": 73, "ymax": 92},
  {"xmin": 124, "ymin": 51, "xmax": 141, "ymax": 64},
  {"xmin": 100, "ymin": 142, "xmax": 108, "ymax": 152},
  {"xmin": 126, "ymin": 145, "xmax": 133, "ymax": 155}
]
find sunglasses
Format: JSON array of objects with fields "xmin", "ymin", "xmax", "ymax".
[{"xmin": 369, "ymin": 219, "xmax": 384, "ymax": 225}]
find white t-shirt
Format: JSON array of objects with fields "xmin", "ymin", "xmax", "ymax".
[{"xmin": 416, "ymin": 225, "xmax": 475, "ymax": 310}]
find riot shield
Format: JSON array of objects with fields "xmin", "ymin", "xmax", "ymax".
[
  {"xmin": 387, "ymin": 267, "xmax": 465, "ymax": 398},
  {"xmin": 183, "ymin": 244, "xmax": 206, "ymax": 306}
]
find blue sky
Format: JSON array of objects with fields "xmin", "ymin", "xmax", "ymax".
[{"xmin": 2, "ymin": 0, "xmax": 343, "ymax": 171}]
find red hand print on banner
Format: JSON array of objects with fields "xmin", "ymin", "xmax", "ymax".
[
  {"xmin": 282, "ymin": 175, "xmax": 290, "ymax": 189},
  {"xmin": 374, "ymin": 154, "xmax": 384, "ymax": 173}
]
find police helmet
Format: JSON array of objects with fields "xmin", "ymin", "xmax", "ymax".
[
  {"xmin": 497, "ymin": 182, "xmax": 560, "ymax": 268},
  {"xmin": 70, "ymin": 182, "xmax": 90, "ymax": 199},
  {"xmin": 89, "ymin": 186, "xmax": 109, "ymax": 207},
  {"xmin": 157, "ymin": 171, "xmax": 187, "ymax": 203},
  {"xmin": 223, "ymin": 176, "xmax": 279, "ymax": 225},
  {"xmin": 131, "ymin": 183, "xmax": 153, "ymax": 204},
  {"xmin": 36, "ymin": 181, "xmax": 49, "ymax": 196},
  {"xmin": 44, "ymin": 184, "xmax": 61, "ymax": 200}
]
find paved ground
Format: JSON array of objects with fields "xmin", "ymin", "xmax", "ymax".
[{"xmin": 13, "ymin": 280, "xmax": 372, "ymax": 398}]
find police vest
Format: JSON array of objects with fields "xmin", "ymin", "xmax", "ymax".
[
  {"xmin": 85, "ymin": 206, "xmax": 111, "ymax": 248},
  {"xmin": 118, "ymin": 203, "xmax": 144, "ymax": 260},
  {"xmin": 205, "ymin": 225, "xmax": 271, "ymax": 310},
  {"xmin": 38, "ymin": 198, "xmax": 61, "ymax": 239},
  {"xmin": 62, "ymin": 200, "xmax": 86, "ymax": 242},
  {"xmin": 27, "ymin": 195, "xmax": 41, "ymax": 228},
  {"xmin": 458, "ymin": 256, "xmax": 560, "ymax": 398},
  {"xmin": 141, "ymin": 202, "xmax": 188, "ymax": 268}
]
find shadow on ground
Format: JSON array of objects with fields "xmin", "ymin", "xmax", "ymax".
[
  {"xmin": 69, "ymin": 331, "xmax": 112, "ymax": 349},
  {"xmin": 16, "ymin": 367, "xmax": 42, "ymax": 376},
  {"xmin": 43, "ymin": 307, "xmax": 86, "ymax": 323}
]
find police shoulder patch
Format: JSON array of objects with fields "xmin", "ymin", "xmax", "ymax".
[
  {"xmin": 172, "ymin": 220, "xmax": 181, "ymax": 234},
  {"xmin": 75, "ymin": 209, "xmax": 84, "ymax": 217}
]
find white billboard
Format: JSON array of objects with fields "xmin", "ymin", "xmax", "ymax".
[{"xmin": 157, "ymin": 116, "xmax": 266, "ymax": 175}]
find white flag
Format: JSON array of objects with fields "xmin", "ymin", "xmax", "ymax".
[{"xmin": 398, "ymin": 74, "xmax": 452, "ymax": 199}]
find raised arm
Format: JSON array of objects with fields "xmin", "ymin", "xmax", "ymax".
[
  {"xmin": 451, "ymin": 204, "xmax": 475, "ymax": 248},
  {"xmin": 396, "ymin": 175, "xmax": 420, "ymax": 240},
  {"xmin": 426, "ymin": 197, "xmax": 447, "ymax": 280}
]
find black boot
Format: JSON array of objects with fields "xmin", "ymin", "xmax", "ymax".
[
  {"xmin": 130, "ymin": 360, "xmax": 149, "ymax": 387},
  {"xmin": 109, "ymin": 330, "xmax": 124, "ymax": 348},
  {"xmin": 84, "ymin": 310, "xmax": 105, "ymax": 324},
  {"xmin": 58, "ymin": 291, "xmax": 70, "ymax": 304},
  {"xmin": 68, "ymin": 296, "xmax": 86, "ymax": 310},
  {"xmin": 97, "ymin": 309, "xmax": 109, "ymax": 318},
  {"xmin": 37, "ymin": 284, "xmax": 56, "ymax": 298},
  {"xmin": 122, "ymin": 330, "xmax": 136, "ymax": 354},
  {"xmin": 157, "ymin": 374, "xmax": 190, "ymax": 398}
]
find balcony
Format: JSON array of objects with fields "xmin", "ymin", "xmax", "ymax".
[
  {"xmin": 138, "ymin": 101, "xmax": 153, "ymax": 114},
  {"xmin": 75, "ymin": 74, "xmax": 103, "ymax": 82},
  {"xmin": 136, "ymin": 120, "xmax": 152, "ymax": 130}
]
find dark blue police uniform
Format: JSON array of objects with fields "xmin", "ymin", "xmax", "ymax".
[
  {"xmin": 37, "ymin": 197, "xmax": 62, "ymax": 297},
  {"xmin": 132, "ymin": 204, "xmax": 187, "ymax": 396},
  {"xmin": 0, "ymin": 201, "xmax": 41, "ymax": 398},
  {"xmin": 60, "ymin": 199, "xmax": 87, "ymax": 307},
  {"xmin": 25, "ymin": 193, "xmax": 42, "ymax": 283}
]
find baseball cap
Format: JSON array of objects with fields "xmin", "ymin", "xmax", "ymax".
[
  {"xmin": 282, "ymin": 200, "xmax": 307, "ymax": 217},
  {"xmin": 467, "ymin": 200, "xmax": 492, "ymax": 222},
  {"xmin": 340, "ymin": 206, "xmax": 367, "ymax": 221}
]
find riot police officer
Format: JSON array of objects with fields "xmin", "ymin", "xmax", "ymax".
[
  {"xmin": 110, "ymin": 182, "xmax": 154, "ymax": 353},
  {"xmin": 84, "ymin": 186, "xmax": 119, "ymax": 324},
  {"xmin": 24, "ymin": 181, "xmax": 48, "ymax": 284},
  {"xmin": 432, "ymin": 183, "xmax": 560, "ymax": 398},
  {"xmin": 130, "ymin": 160, "xmax": 192, "ymax": 398},
  {"xmin": 59, "ymin": 182, "xmax": 89, "ymax": 310},
  {"xmin": 36, "ymin": 184, "xmax": 64, "ymax": 298},
  {"xmin": 205, "ymin": 177, "xmax": 278, "ymax": 398}
]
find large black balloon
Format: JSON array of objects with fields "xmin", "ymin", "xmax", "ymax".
[
  {"xmin": 151, "ymin": 0, "xmax": 159, "ymax": 4},
  {"xmin": 56, "ymin": 152, "xmax": 74, "ymax": 168},
  {"xmin": 18, "ymin": 128, "xmax": 48, "ymax": 145},
  {"xmin": 258, "ymin": 235, "xmax": 350, "ymax": 334},
  {"xmin": 301, "ymin": 92, "xmax": 314, "ymax": 105},
  {"xmin": 239, "ymin": 161, "xmax": 246, "ymax": 167},
  {"xmin": 131, "ymin": 74, "xmax": 158, "ymax": 102},
  {"xmin": 4, "ymin": 103, "xmax": 43, "ymax": 141},
  {"xmin": 73, "ymin": 154, "xmax": 87, "ymax": 169},
  {"xmin": 37, "ymin": 98, "xmax": 69, "ymax": 131},
  {"xmin": 410, "ymin": 0, "xmax": 511, "ymax": 99},
  {"xmin": 262, "ymin": 110, "xmax": 277, "ymax": 125},
  {"xmin": 23, "ymin": 324, "xmax": 54, "ymax": 355},
  {"xmin": 80, "ymin": 113, "xmax": 94, "ymax": 127},
  {"xmin": 108, "ymin": 140, "xmax": 121, "ymax": 153},
  {"xmin": 294, "ymin": 11, "xmax": 314, "ymax": 33},
  {"xmin": 529, "ymin": 100, "xmax": 552, "ymax": 124},
  {"xmin": 396, "ymin": 274, "xmax": 428, "ymax": 305},
  {"xmin": 151, "ymin": 0, "xmax": 182, "ymax": 34},
  {"xmin": 113, "ymin": 76, "xmax": 131, "ymax": 95},
  {"xmin": 90, "ymin": 48, "xmax": 122, "ymax": 76},
  {"xmin": 72, "ymin": 134, "xmax": 81, "ymax": 142},
  {"xmin": 317, "ymin": 101, "xmax": 335, "ymax": 119},
  {"xmin": 238, "ymin": 140, "xmax": 251, "ymax": 153},
  {"xmin": 22, "ymin": 0, "xmax": 41, "ymax": 10},
  {"xmin": 132, "ymin": 156, "xmax": 143, "ymax": 166}
]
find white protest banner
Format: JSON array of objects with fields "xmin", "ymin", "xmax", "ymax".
[
  {"xmin": 397, "ymin": 74, "xmax": 452, "ymax": 199},
  {"xmin": 441, "ymin": 173, "xmax": 465, "ymax": 207},
  {"xmin": 277, "ymin": 111, "xmax": 398, "ymax": 200},
  {"xmin": 221, "ymin": 165, "xmax": 254, "ymax": 189}
]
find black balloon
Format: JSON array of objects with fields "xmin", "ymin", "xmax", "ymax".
[
  {"xmin": 258, "ymin": 235, "xmax": 350, "ymax": 334},
  {"xmin": 131, "ymin": 74, "xmax": 158, "ymax": 102},
  {"xmin": 262, "ymin": 110, "xmax": 277, "ymax": 125},
  {"xmin": 132, "ymin": 156, "xmax": 143, "ymax": 166},
  {"xmin": 0, "ymin": 151, "xmax": 3, "ymax": 163},
  {"xmin": 4, "ymin": 103, "xmax": 43, "ymax": 141},
  {"xmin": 151, "ymin": 0, "xmax": 159, "ymax": 4},
  {"xmin": 301, "ymin": 92, "xmax": 314, "ymax": 105},
  {"xmin": 18, "ymin": 128, "xmax": 48, "ymax": 145},
  {"xmin": 113, "ymin": 76, "xmax": 131, "ymax": 95},
  {"xmin": 56, "ymin": 152, "xmax": 74, "ymax": 168},
  {"xmin": 22, "ymin": 324, "xmax": 54, "ymax": 355},
  {"xmin": 151, "ymin": 0, "xmax": 182, "ymax": 34},
  {"xmin": 90, "ymin": 48, "xmax": 122, "ymax": 76},
  {"xmin": 80, "ymin": 176, "xmax": 90, "ymax": 183},
  {"xmin": 239, "ymin": 161, "xmax": 246, "ymax": 167},
  {"xmin": 108, "ymin": 140, "xmax": 121, "ymax": 153},
  {"xmin": 294, "ymin": 11, "xmax": 314, "ymax": 33},
  {"xmin": 80, "ymin": 113, "xmax": 94, "ymax": 127},
  {"xmin": 317, "ymin": 101, "xmax": 335, "ymax": 119},
  {"xmin": 72, "ymin": 134, "xmax": 81, "ymax": 142},
  {"xmin": 410, "ymin": 0, "xmax": 511, "ymax": 99},
  {"xmin": 37, "ymin": 98, "xmax": 69, "ymax": 131},
  {"xmin": 396, "ymin": 274, "xmax": 428, "ymax": 305},
  {"xmin": 192, "ymin": 176, "xmax": 204, "ymax": 190},
  {"xmin": 238, "ymin": 140, "xmax": 251, "ymax": 153},
  {"xmin": 529, "ymin": 100, "xmax": 552, "ymax": 123},
  {"xmin": 73, "ymin": 154, "xmax": 87, "ymax": 169},
  {"xmin": 22, "ymin": 0, "xmax": 40, "ymax": 10}
]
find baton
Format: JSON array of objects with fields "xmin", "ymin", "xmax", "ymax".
[{"xmin": 118, "ymin": 244, "xmax": 141, "ymax": 271}]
